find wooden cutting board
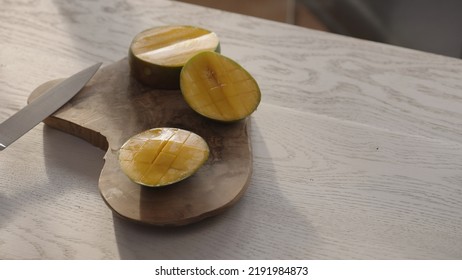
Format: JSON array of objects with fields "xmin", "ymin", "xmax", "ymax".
[{"xmin": 28, "ymin": 58, "xmax": 253, "ymax": 226}]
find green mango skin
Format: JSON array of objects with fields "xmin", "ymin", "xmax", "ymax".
[
  {"xmin": 128, "ymin": 53, "xmax": 181, "ymax": 90},
  {"xmin": 128, "ymin": 34, "xmax": 220, "ymax": 90}
]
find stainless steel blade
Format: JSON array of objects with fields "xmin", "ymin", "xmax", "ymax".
[{"xmin": 0, "ymin": 62, "xmax": 102, "ymax": 150}]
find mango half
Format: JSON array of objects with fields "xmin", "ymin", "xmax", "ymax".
[
  {"xmin": 129, "ymin": 25, "xmax": 220, "ymax": 89},
  {"xmin": 118, "ymin": 128, "xmax": 209, "ymax": 187},
  {"xmin": 180, "ymin": 51, "xmax": 261, "ymax": 122}
]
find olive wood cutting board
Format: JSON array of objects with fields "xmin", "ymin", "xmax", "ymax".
[{"xmin": 28, "ymin": 58, "xmax": 253, "ymax": 226}]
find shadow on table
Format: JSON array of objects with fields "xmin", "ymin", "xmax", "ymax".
[
  {"xmin": 42, "ymin": 125, "xmax": 105, "ymax": 193},
  {"xmin": 0, "ymin": 194, "xmax": 13, "ymax": 230},
  {"xmin": 112, "ymin": 119, "xmax": 321, "ymax": 259}
]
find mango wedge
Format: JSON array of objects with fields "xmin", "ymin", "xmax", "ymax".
[
  {"xmin": 129, "ymin": 25, "xmax": 220, "ymax": 89},
  {"xmin": 180, "ymin": 51, "xmax": 261, "ymax": 122},
  {"xmin": 118, "ymin": 128, "xmax": 209, "ymax": 187}
]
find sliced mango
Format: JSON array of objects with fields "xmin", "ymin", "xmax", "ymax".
[
  {"xmin": 180, "ymin": 51, "xmax": 261, "ymax": 122},
  {"xmin": 118, "ymin": 128, "xmax": 209, "ymax": 187},
  {"xmin": 129, "ymin": 25, "xmax": 220, "ymax": 89}
]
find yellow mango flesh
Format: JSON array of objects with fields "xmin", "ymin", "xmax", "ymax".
[
  {"xmin": 130, "ymin": 25, "xmax": 220, "ymax": 67},
  {"xmin": 180, "ymin": 51, "xmax": 261, "ymax": 122},
  {"xmin": 118, "ymin": 128, "xmax": 209, "ymax": 187},
  {"xmin": 129, "ymin": 25, "xmax": 220, "ymax": 89}
]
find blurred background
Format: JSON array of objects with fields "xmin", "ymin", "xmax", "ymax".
[{"xmin": 178, "ymin": 0, "xmax": 462, "ymax": 59}]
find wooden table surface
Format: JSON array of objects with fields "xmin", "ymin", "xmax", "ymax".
[{"xmin": 1, "ymin": 0, "xmax": 461, "ymax": 259}]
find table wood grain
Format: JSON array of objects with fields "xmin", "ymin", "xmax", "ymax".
[{"xmin": 1, "ymin": 0, "xmax": 461, "ymax": 259}]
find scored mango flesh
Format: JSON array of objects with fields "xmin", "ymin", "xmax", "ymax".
[
  {"xmin": 130, "ymin": 25, "xmax": 220, "ymax": 67},
  {"xmin": 180, "ymin": 51, "xmax": 261, "ymax": 122},
  {"xmin": 118, "ymin": 128, "xmax": 209, "ymax": 187}
]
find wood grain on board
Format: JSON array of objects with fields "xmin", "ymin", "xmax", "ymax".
[{"xmin": 28, "ymin": 58, "xmax": 253, "ymax": 226}]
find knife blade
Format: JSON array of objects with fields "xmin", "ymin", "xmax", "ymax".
[{"xmin": 0, "ymin": 62, "xmax": 102, "ymax": 151}]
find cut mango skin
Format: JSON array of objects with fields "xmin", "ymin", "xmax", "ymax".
[
  {"xmin": 129, "ymin": 25, "xmax": 220, "ymax": 89},
  {"xmin": 180, "ymin": 51, "xmax": 261, "ymax": 122},
  {"xmin": 118, "ymin": 128, "xmax": 209, "ymax": 187}
]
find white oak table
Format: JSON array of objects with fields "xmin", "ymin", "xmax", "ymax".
[{"xmin": 1, "ymin": 0, "xmax": 461, "ymax": 259}]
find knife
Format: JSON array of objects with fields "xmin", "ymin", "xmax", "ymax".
[{"xmin": 0, "ymin": 62, "xmax": 102, "ymax": 151}]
